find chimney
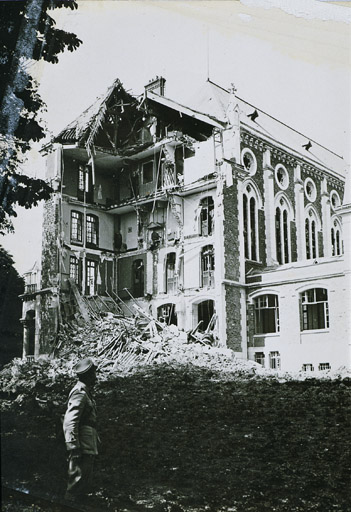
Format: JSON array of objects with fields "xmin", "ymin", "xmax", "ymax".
[{"xmin": 145, "ymin": 76, "xmax": 166, "ymax": 96}]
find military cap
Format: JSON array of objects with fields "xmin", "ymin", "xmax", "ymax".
[{"xmin": 74, "ymin": 358, "xmax": 96, "ymax": 375}]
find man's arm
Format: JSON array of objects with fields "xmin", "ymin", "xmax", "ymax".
[{"xmin": 63, "ymin": 388, "xmax": 87, "ymax": 452}]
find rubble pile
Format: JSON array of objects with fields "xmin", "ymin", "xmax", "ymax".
[{"xmin": 54, "ymin": 310, "xmax": 263, "ymax": 378}]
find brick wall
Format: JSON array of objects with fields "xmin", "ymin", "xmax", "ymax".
[{"xmin": 41, "ymin": 195, "xmax": 60, "ymax": 289}]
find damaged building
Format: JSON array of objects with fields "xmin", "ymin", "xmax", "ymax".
[{"xmin": 20, "ymin": 76, "xmax": 350, "ymax": 372}]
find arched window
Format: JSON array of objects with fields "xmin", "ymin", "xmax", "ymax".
[
  {"xmin": 305, "ymin": 208, "xmax": 320, "ymax": 260},
  {"xmin": 331, "ymin": 217, "xmax": 342, "ymax": 256},
  {"xmin": 254, "ymin": 294, "xmax": 279, "ymax": 334},
  {"xmin": 243, "ymin": 183, "xmax": 260, "ymax": 261},
  {"xmin": 199, "ymin": 197, "xmax": 214, "ymax": 236},
  {"xmin": 165, "ymin": 252, "xmax": 177, "ymax": 294},
  {"xmin": 301, "ymin": 288, "xmax": 329, "ymax": 330},
  {"xmin": 132, "ymin": 259, "xmax": 144, "ymax": 298},
  {"xmin": 275, "ymin": 196, "xmax": 292, "ymax": 264},
  {"xmin": 201, "ymin": 245, "xmax": 215, "ymax": 288}
]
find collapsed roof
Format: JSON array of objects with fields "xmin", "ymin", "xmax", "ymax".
[{"xmin": 54, "ymin": 77, "xmax": 345, "ymax": 178}]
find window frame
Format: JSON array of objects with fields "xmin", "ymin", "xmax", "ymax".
[
  {"xmin": 85, "ymin": 259, "xmax": 97, "ymax": 296},
  {"xmin": 199, "ymin": 196, "xmax": 215, "ymax": 236},
  {"xmin": 275, "ymin": 195, "xmax": 292, "ymax": 265},
  {"xmin": 165, "ymin": 252, "xmax": 177, "ymax": 294},
  {"xmin": 243, "ymin": 183, "xmax": 260, "ymax": 262},
  {"xmin": 254, "ymin": 294, "xmax": 280, "ymax": 335},
  {"xmin": 305, "ymin": 207, "xmax": 320, "ymax": 260},
  {"xmin": 201, "ymin": 245, "xmax": 215, "ymax": 288},
  {"xmin": 86, "ymin": 214, "xmax": 99, "ymax": 248},
  {"xmin": 69, "ymin": 255, "xmax": 81, "ymax": 288},
  {"xmin": 269, "ymin": 351, "xmax": 281, "ymax": 370},
  {"xmin": 70, "ymin": 210, "xmax": 83, "ymax": 244},
  {"xmin": 301, "ymin": 288, "xmax": 329, "ymax": 331}
]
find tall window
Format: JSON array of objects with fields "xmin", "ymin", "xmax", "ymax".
[
  {"xmin": 132, "ymin": 259, "xmax": 144, "ymax": 298},
  {"xmin": 243, "ymin": 184, "xmax": 259, "ymax": 261},
  {"xmin": 86, "ymin": 214, "xmax": 99, "ymax": 247},
  {"xmin": 165, "ymin": 253, "xmax": 177, "ymax": 294},
  {"xmin": 86, "ymin": 259, "xmax": 97, "ymax": 295},
  {"xmin": 305, "ymin": 209, "xmax": 319, "ymax": 260},
  {"xmin": 331, "ymin": 218, "xmax": 342, "ymax": 256},
  {"xmin": 71, "ymin": 211, "xmax": 83, "ymax": 244},
  {"xmin": 69, "ymin": 256, "xmax": 81, "ymax": 288},
  {"xmin": 301, "ymin": 288, "xmax": 329, "ymax": 331},
  {"xmin": 199, "ymin": 197, "xmax": 214, "ymax": 236},
  {"xmin": 201, "ymin": 245, "xmax": 215, "ymax": 288},
  {"xmin": 275, "ymin": 197, "xmax": 292, "ymax": 264},
  {"xmin": 254, "ymin": 294, "xmax": 279, "ymax": 334}
]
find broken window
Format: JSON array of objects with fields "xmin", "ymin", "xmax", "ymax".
[
  {"xmin": 201, "ymin": 245, "xmax": 215, "ymax": 288},
  {"xmin": 69, "ymin": 256, "xmax": 81, "ymax": 289},
  {"xmin": 132, "ymin": 259, "xmax": 144, "ymax": 298},
  {"xmin": 142, "ymin": 161, "xmax": 154, "ymax": 184},
  {"xmin": 70, "ymin": 211, "xmax": 83, "ymax": 244},
  {"xmin": 157, "ymin": 303, "xmax": 177, "ymax": 326},
  {"xmin": 301, "ymin": 288, "xmax": 329, "ymax": 331},
  {"xmin": 165, "ymin": 252, "xmax": 177, "ymax": 294},
  {"xmin": 254, "ymin": 294, "xmax": 279, "ymax": 334},
  {"xmin": 197, "ymin": 300, "xmax": 215, "ymax": 332},
  {"xmin": 78, "ymin": 165, "xmax": 93, "ymax": 202},
  {"xmin": 269, "ymin": 351, "xmax": 281, "ymax": 370},
  {"xmin": 86, "ymin": 259, "xmax": 97, "ymax": 296},
  {"xmin": 199, "ymin": 197, "xmax": 214, "ymax": 236},
  {"xmin": 243, "ymin": 185, "xmax": 259, "ymax": 261},
  {"xmin": 86, "ymin": 214, "xmax": 99, "ymax": 247}
]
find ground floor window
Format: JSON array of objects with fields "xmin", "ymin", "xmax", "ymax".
[
  {"xmin": 301, "ymin": 288, "xmax": 329, "ymax": 331},
  {"xmin": 86, "ymin": 259, "xmax": 97, "ymax": 295},
  {"xmin": 254, "ymin": 352, "xmax": 265, "ymax": 366},
  {"xmin": 157, "ymin": 303, "xmax": 177, "ymax": 326},
  {"xmin": 302, "ymin": 364, "xmax": 314, "ymax": 372},
  {"xmin": 197, "ymin": 300, "xmax": 215, "ymax": 332},
  {"xmin": 254, "ymin": 294, "xmax": 279, "ymax": 334},
  {"xmin": 269, "ymin": 351, "xmax": 281, "ymax": 370},
  {"xmin": 318, "ymin": 363, "xmax": 330, "ymax": 371},
  {"xmin": 132, "ymin": 259, "xmax": 144, "ymax": 298},
  {"xmin": 69, "ymin": 256, "xmax": 81, "ymax": 288}
]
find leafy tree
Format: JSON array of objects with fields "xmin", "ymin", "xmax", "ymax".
[
  {"xmin": 0, "ymin": 245, "xmax": 24, "ymax": 366},
  {"xmin": 0, "ymin": 0, "xmax": 82, "ymax": 234}
]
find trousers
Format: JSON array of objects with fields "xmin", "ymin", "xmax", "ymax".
[{"xmin": 66, "ymin": 452, "xmax": 95, "ymax": 499}]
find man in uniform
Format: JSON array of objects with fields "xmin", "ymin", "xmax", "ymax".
[{"xmin": 63, "ymin": 358, "xmax": 99, "ymax": 502}]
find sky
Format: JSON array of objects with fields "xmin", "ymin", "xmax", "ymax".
[{"xmin": 2, "ymin": 0, "xmax": 351, "ymax": 275}]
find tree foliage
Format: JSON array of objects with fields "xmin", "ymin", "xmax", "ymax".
[
  {"xmin": 0, "ymin": 245, "xmax": 24, "ymax": 366},
  {"xmin": 0, "ymin": 0, "xmax": 82, "ymax": 233}
]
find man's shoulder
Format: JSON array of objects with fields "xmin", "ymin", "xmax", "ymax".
[{"xmin": 69, "ymin": 382, "xmax": 88, "ymax": 399}]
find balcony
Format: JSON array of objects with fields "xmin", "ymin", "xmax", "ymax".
[{"xmin": 25, "ymin": 284, "xmax": 38, "ymax": 294}]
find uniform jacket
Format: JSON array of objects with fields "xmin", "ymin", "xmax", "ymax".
[{"xmin": 63, "ymin": 381, "xmax": 99, "ymax": 455}]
